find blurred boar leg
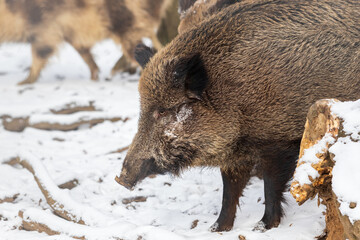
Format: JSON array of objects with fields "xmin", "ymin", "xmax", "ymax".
[
  {"xmin": 111, "ymin": 36, "xmax": 161, "ymax": 76},
  {"xmin": 211, "ymin": 166, "xmax": 252, "ymax": 232},
  {"xmin": 111, "ymin": 55, "xmax": 137, "ymax": 76},
  {"xmin": 156, "ymin": 0, "xmax": 179, "ymax": 45},
  {"xmin": 74, "ymin": 47, "xmax": 99, "ymax": 81},
  {"xmin": 111, "ymin": 37, "xmax": 141, "ymax": 75},
  {"xmin": 18, "ymin": 43, "xmax": 55, "ymax": 85}
]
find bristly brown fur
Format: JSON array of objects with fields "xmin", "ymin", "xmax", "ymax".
[
  {"xmin": 119, "ymin": 0, "xmax": 360, "ymax": 232},
  {"xmin": 178, "ymin": 0, "xmax": 261, "ymax": 33},
  {"xmin": 0, "ymin": 0, "xmax": 174, "ymax": 84}
]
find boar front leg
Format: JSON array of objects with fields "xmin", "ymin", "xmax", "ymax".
[
  {"xmin": 18, "ymin": 44, "xmax": 55, "ymax": 85},
  {"xmin": 111, "ymin": 38, "xmax": 139, "ymax": 76},
  {"xmin": 210, "ymin": 166, "xmax": 252, "ymax": 232},
  {"xmin": 111, "ymin": 55, "xmax": 137, "ymax": 76},
  {"xmin": 74, "ymin": 47, "xmax": 99, "ymax": 81}
]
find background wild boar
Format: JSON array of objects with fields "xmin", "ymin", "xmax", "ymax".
[
  {"xmin": 116, "ymin": 0, "xmax": 360, "ymax": 232},
  {"xmin": 0, "ymin": 0, "xmax": 173, "ymax": 85}
]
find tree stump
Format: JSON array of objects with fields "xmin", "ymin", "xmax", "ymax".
[{"xmin": 291, "ymin": 99, "xmax": 360, "ymax": 240}]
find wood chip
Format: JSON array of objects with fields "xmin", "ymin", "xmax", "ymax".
[
  {"xmin": 349, "ymin": 202, "xmax": 357, "ymax": 209},
  {"xmin": 191, "ymin": 219, "xmax": 199, "ymax": 229},
  {"xmin": 58, "ymin": 179, "xmax": 79, "ymax": 190},
  {"xmin": 122, "ymin": 196, "xmax": 147, "ymax": 205}
]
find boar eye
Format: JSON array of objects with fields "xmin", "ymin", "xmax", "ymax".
[
  {"xmin": 153, "ymin": 108, "xmax": 167, "ymax": 120},
  {"xmin": 159, "ymin": 109, "xmax": 166, "ymax": 116}
]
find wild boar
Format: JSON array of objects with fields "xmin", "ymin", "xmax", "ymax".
[
  {"xmin": 0, "ymin": 0, "xmax": 173, "ymax": 85},
  {"xmin": 116, "ymin": 0, "xmax": 360, "ymax": 232}
]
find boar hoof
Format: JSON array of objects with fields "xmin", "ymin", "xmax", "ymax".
[
  {"xmin": 111, "ymin": 58, "xmax": 138, "ymax": 76},
  {"xmin": 91, "ymin": 69, "xmax": 99, "ymax": 81},
  {"xmin": 111, "ymin": 66, "xmax": 137, "ymax": 76},
  {"xmin": 209, "ymin": 222, "xmax": 232, "ymax": 232},
  {"xmin": 124, "ymin": 66, "xmax": 137, "ymax": 75},
  {"xmin": 253, "ymin": 219, "xmax": 280, "ymax": 232},
  {"xmin": 18, "ymin": 77, "xmax": 36, "ymax": 85},
  {"xmin": 253, "ymin": 221, "xmax": 267, "ymax": 232}
]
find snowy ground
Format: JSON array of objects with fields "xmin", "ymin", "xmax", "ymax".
[
  {"xmin": 329, "ymin": 101, "xmax": 360, "ymax": 223},
  {"xmin": 0, "ymin": 41, "xmax": 325, "ymax": 239}
]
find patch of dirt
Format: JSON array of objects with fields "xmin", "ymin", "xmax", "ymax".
[
  {"xmin": 50, "ymin": 102, "xmax": 96, "ymax": 114},
  {"xmin": 2, "ymin": 116, "xmax": 127, "ymax": 132},
  {"xmin": 19, "ymin": 211, "xmax": 85, "ymax": 239},
  {"xmin": 191, "ymin": 219, "xmax": 199, "ymax": 229},
  {"xmin": 2, "ymin": 116, "xmax": 28, "ymax": 132},
  {"xmin": 3, "ymin": 157, "xmax": 19, "ymax": 166},
  {"xmin": 52, "ymin": 137, "xmax": 65, "ymax": 142},
  {"xmin": 0, "ymin": 194, "xmax": 19, "ymax": 204},
  {"xmin": 122, "ymin": 196, "xmax": 147, "ymax": 205}
]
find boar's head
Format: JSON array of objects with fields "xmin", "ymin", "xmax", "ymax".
[{"xmin": 116, "ymin": 43, "xmax": 239, "ymax": 190}]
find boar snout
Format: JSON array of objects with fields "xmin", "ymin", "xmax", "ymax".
[
  {"xmin": 115, "ymin": 167, "xmax": 136, "ymax": 191},
  {"xmin": 116, "ymin": 156, "xmax": 162, "ymax": 190}
]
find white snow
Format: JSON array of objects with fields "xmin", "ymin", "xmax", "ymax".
[
  {"xmin": 0, "ymin": 41, "xmax": 326, "ymax": 239},
  {"xmin": 18, "ymin": 151, "xmax": 113, "ymax": 226},
  {"xmin": 330, "ymin": 100, "xmax": 360, "ymax": 223},
  {"xmin": 176, "ymin": 105, "xmax": 192, "ymax": 123},
  {"xmin": 165, "ymin": 105, "xmax": 192, "ymax": 138},
  {"xmin": 332, "ymin": 100, "xmax": 360, "ymax": 141}
]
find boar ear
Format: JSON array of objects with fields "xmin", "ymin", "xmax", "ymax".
[
  {"xmin": 134, "ymin": 43, "xmax": 157, "ymax": 69},
  {"xmin": 173, "ymin": 54, "xmax": 208, "ymax": 100}
]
